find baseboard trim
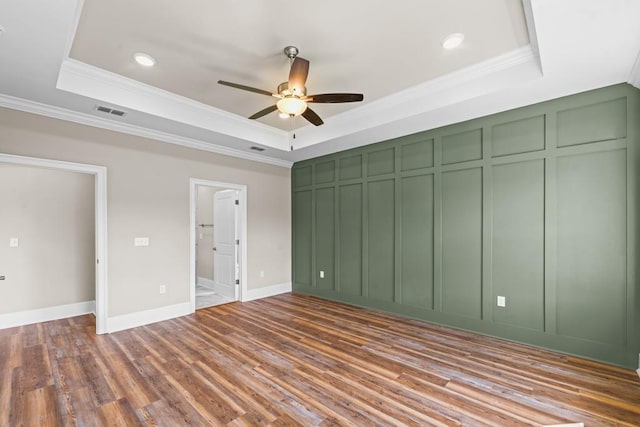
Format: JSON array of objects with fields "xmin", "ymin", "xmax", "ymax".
[
  {"xmin": 242, "ymin": 282, "xmax": 292, "ymax": 302},
  {"xmin": 196, "ymin": 277, "xmax": 215, "ymax": 289},
  {"xmin": 0, "ymin": 300, "xmax": 96, "ymax": 330},
  {"xmin": 106, "ymin": 302, "xmax": 191, "ymax": 333}
]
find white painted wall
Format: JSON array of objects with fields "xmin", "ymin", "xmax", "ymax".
[
  {"xmin": 0, "ymin": 164, "xmax": 94, "ymax": 314},
  {"xmin": 0, "ymin": 107, "xmax": 291, "ymax": 318}
]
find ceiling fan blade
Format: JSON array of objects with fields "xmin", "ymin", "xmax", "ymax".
[
  {"xmin": 302, "ymin": 107, "xmax": 324, "ymax": 126},
  {"xmin": 218, "ymin": 80, "xmax": 275, "ymax": 97},
  {"xmin": 306, "ymin": 93, "xmax": 364, "ymax": 103},
  {"xmin": 288, "ymin": 57, "xmax": 309, "ymax": 95},
  {"xmin": 249, "ymin": 104, "xmax": 278, "ymax": 120}
]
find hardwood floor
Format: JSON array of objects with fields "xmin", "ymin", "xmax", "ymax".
[{"xmin": 1, "ymin": 293, "xmax": 639, "ymax": 426}]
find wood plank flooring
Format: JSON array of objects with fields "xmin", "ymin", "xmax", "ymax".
[{"xmin": 1, "ymin": 293, "xmax": 639, "ymax": 426}]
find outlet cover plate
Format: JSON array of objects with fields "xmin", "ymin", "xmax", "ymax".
[
  {"xmin": 497, "ymin": 296, "xmax": 506, "ymax": 307},
  {"xmin": 134, "ymin": 237, "xmax": 149, "ymax": 246}
]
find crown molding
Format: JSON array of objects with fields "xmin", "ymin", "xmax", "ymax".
[
  {"xmin": 628, "ymin": 49, "xmax": 640, "ymax": 89},
  {"xmin": 57, "ymin": 58, "xmax": 290, "ymax": 151},
  {"xmin": 0, "ymin": 93, "xmax": 293, "ymax": 168},
  {"xmin": 292, "ymin": 45, "xmax": 541, "ymax": 149}
]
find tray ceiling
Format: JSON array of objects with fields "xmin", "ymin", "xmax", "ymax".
[{"xmin": 69, "ymin": 0, "xmax": 529, "ymax": 130}]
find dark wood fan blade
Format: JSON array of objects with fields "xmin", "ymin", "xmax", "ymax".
[
  {"xmin": 306, "ymin": 93, "xmax": 364, "ymax": 103},
  {"xmin": 288, "ymin": 57, "xmax": 309, "ymax": 95},
  {"xmin": 249, "ymin": 104, "xmax": 278, "ymax": 120},
  {"xmin": 218, "ymin": 80, "xmax": 275, "ymax": 97},
  {"xmin": 302, "ymin": 107, "xmax": 324, "ymax": 126}
]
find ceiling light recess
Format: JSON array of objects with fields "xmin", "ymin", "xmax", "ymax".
[
  {"xmin": 133, "ymin": 52, "xmax": 156, "ymax": 67},
  {"xmin": 442, "ymin": 33, "xmax": 464, "ymax": 50}
]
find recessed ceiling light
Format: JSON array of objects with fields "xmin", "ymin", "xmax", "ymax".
[
  {"xmin": 133, "ymin": 52, "xmax": 156, "ymax": 67},
  {"xmin": 442, "ymin": 33, "xmax": 465, "ymax": 50}
]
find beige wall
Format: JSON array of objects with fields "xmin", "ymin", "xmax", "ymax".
[
  {"xmin": 0, "ymin": 107, "xmax": 291, "ymax": 317},
  {"xmin": 195, "ymin": 185, "xmax": 219, "ymax": 280},
  {"xmin": 0, "ymin": 164, "xmax": 95, "ymax": 314}
]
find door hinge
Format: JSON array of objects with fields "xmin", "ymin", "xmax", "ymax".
[
  {"xmin": 235, "ymin": 279, "xmax": 240, "ymax": 285},
  {"xmin": 236, "ymin": 239, "xmax": 240, "ymax": 245},
  {"xmin": 235, "ymin": 199, "xmax": 239, "ymax": 205},
  {"xmin": 96, "ymin": 259, "xmax": 99, "ymax": 264}
]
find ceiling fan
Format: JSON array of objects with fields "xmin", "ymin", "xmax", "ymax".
[{"xmin": 218, "ymin": 46, "xmax": 364, "ymax": 126}]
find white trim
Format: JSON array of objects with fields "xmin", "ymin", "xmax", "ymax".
[
  {"xmin": 242, "ymin": 282, "xmax": 292, "ymax": 302},
  {"xmin": 522, "ymin": 0, "xmax": 541, "ymax": 72},
  {"xmin": 628, "ymin": 49, "xmax": 640, "ymax": 89},
  {"xmin": 196, "ymin": 277, "xmax": 215, "ymax": 289},
  {"xmin": 291, "ymin": 45, "xmax": 540, "ymax": 150},
  {"xmin": 0, "ymin": 153, "xmax": 108, "ymax": 334},
  {"xmin": 636, "ymin": 368, "xmax": 640, "ymax": 380},
  {"xmin": 106, "ymin": 302, "xmax": 190, "ymax": 333},
  {"xmin": 189, "ymin": 178, "xmax": 248, "ymax": 314},
  {"xmin": 62, "ymin": 0, "xmax": 84, "ymax": 58},
  {"xmin": 0, "ymin": 301, "xmax": 95, "ymax": 330},
  {"xmin": 57, "ymin": 58, "xmax": 289, "ymax": 151},
  {"xmin": 0, "ymin": 94, "xmax": 293, "ymax": 168}
]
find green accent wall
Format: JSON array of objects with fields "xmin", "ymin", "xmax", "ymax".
[{"xmin": 292, "ymin": 84, "xmax": 640, "ymax": 369}]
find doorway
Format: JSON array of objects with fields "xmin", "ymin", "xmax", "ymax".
[
  {"xmin": 189, "ymin": 178, "xmax": 247, "ymax": 312},
  {"xmin": 0, "ymin": 153, "xmax": 107, "ymax": 333}
]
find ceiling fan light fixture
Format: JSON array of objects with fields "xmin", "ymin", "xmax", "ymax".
[
  {"xmin": 278, "ymin": 112, "xmax": 290, "ymax": 119},
  {"xmin": 442, "ymin": 33, "xmax": 465, "ymax": 50},
  {"xmin": 277, "ymin": 97, "xmax": 307, "ymax": 116}
]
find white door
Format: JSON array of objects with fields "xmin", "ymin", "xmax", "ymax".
[{"xmin": 213, "ymin": 190, "xmax": 239, "ymax": 300}]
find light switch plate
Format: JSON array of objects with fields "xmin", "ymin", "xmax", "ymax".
[
  {"xmin": 134, "ymin": 237, "xmax": 149, "ymax": 246},
  {"xmin": 319, "ymin": 270, "xmax": 325, "ymax": 278},
  {"xmin": 497, "ymin": 296, "xmax": 506, "ymax": 307},
  {"xmin": 9, "ymin": 238, "xmax": 19, "ymax": 248},
  {"xmin": 159, "ymin": 285, "xmax": 166, "ymax": 294}
]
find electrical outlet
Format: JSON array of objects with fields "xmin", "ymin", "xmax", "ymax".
[
  {"xmin": 319, "ymin": 270, "xmax": 325, "ymax": 278},
  {"xmin": 134, "ymin": 237, "xmax": 149, "ymax": 246},
  {"xmin": 497, "ymin": 296, "xmax": 506, "ymax": 307},
  {"xmin": 259, "ymin": 270, "xmax": 265, "ymax": 278},
  {"xmin": 159, "ymin": 285, "xmax": 166, "ymax": 294},
  {"xmin": 9, "ymin": 238, "xmax": 19, "ymax": 248}
]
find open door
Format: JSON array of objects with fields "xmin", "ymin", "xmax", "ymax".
[{"xmin": 213, "ymin": 189, "xmax": 239, "ymax": 301}]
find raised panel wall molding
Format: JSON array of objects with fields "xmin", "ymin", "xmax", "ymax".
[{"xmin": 292, "ymin": 84, "xmax": 640, "ymax": 369}]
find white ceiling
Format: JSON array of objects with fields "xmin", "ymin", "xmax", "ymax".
[
  {"xmin": 0, "ymin": 0, "xmax": 639, "ymax": 167},
  {"xmin": 69, "ymin": 0, "xmax": 529, "ymax": 130}
]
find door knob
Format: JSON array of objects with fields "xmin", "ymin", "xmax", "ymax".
[{"xmin": 213, "ymin": 247, "xmax": 217, "ymax": 251}]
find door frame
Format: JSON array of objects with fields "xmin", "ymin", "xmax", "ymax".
[
  {"xmin": 0, "ymin": 153, "xmax": 108, "ymax": 334},
  {"xmin": 189, "ymin": 178, "xmax": 247, "ymax": 312}
]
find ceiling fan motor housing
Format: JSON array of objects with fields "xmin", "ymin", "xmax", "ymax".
[{"xmin": 277, "ymin": 81, "xmax": 306, "ymax": 97}]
